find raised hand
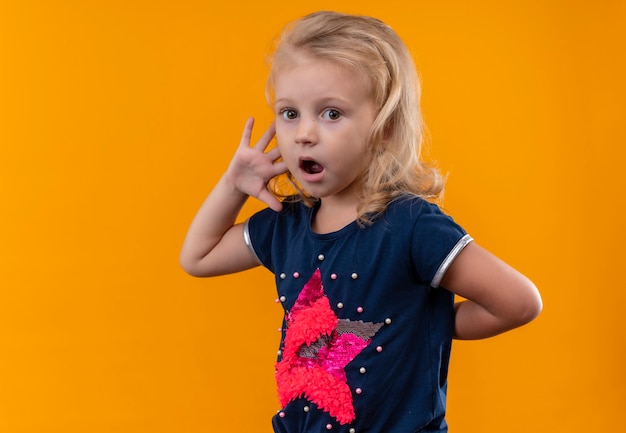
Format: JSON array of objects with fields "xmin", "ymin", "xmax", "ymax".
[{"xmin": 225, "ymin": 117, "xmax": 288, "ymax": 212}]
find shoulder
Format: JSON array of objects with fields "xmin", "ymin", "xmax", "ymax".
[
  {"xmin": 247, "ymin": 198, "xmax": 314, "ymax": 238},
  {"xmin": 387, "ymin": 195, "xmax": 470, "ymax": 288},
  {"xmin": 363, "ymin": 194, "xmax": 458, "ymax": 243},
  {"xmin": 381, "ymin": 194, "xmax": 449, "ymax": 224},
  {"xmin": 385, "ymin": 194, "xmax": 468, "ymax": 250},
  {"xmin": 245, "ymin": 199, "xmax": 313, "ymax": 271}
]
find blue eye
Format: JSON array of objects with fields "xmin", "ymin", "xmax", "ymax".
[
  {"xmin": 281, "ymin": 109, "xmax": 298, "ymax": 120},
  {"xmin": 323, "ymin": 109, "xmax": 342, "ymax": 120}
]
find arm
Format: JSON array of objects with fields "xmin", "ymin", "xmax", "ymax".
[
  {"xmin": 441, "ymin": 242, "xmax": 542, "ymax": 340},
  {"xmin": 179, "ymin": 118, "xmax": 288, "ymax": 277}
]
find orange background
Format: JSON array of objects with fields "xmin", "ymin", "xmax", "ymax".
[{"xmin": 1, "ymin": 1, "xmax": 624, "ymax": 432}]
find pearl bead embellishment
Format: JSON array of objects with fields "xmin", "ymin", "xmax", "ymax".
[
  {"xmin": 337, "ymin": 302, "xmax": 344, "ymax": 309},
  {"xmin": 279, "ymin": 296, "xmax": 286, "ymax": 303},
  {"xmin": 326, "ymin": 423, "xmax": 332, "ymax": 430},
  {"xmin": 331, "ymin": 273, "xmax": 337, "ymax": 280},
  {"xmin": 293, "ymin": 272, "xmax": 300, "ymax": 278},
  {"xmin": 279, "ymin": 411, "xmax": 285, "ymax": 418},
  {"xmin": 303, "ymin": 405, "xmax": 310, "ymax": 412},
  {"xmin": 355, "ymin": 388, "xmax": 362, "ymax": 394},
  {"xmin": 318, "ymin": 254, "xmax": 325, "ymax": 261},
  {"xmin": 376, "ymin": 346, "xmax": 383, "ymax": 352},
  {"xmin": 351, "ymin": 273, "xmax": 358, "ymax": 279},
  {"xmin": 280, "ymin": 273, "xmax": 286, "ymax": 279},
  {"xmin": 385, "ymin": 318, "xmax": 392, "ymax": 325},
  {"xmin": 357, "ymin": 307, "xmax": 363, "ymax": 313},
  {"xmin": 359, "ymin": 367, "xmax": 366, "ymax": 374}
]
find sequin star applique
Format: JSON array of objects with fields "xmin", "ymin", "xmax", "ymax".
[{"xmin": 276, "ymin": 268, "xmax": 383, "ymax": 425}]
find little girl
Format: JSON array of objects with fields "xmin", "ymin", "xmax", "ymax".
[{"xmin": 180, "ymin": 11, "xmax": 542, "ymax": 433}]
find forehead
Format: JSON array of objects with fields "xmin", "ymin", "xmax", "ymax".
[{"xmin": 272, "ymin": 56, "xmax": 371, "ymax": 103}]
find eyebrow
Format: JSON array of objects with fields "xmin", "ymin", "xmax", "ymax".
[{"xmin": 274, "ymin": 96, "xmax": 351, "ymax": 107}]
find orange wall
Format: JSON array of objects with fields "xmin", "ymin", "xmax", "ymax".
[{"xmin": 1, "ymin": 1, "xmax": 624, "ymax": 432}]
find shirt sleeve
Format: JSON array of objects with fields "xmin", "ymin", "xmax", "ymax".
[
  {"xmin": 243, "ymin": 206, "xmax": 279, "ymax": 273},
  {"xmin": 410, "ymin": 201, "xmax": 473, "ymax": 288}
]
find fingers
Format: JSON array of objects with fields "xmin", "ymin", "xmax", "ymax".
[
  {"xmin": 240, "ymin": 117, "xmax": 276, "ymax": 147},
  {"xmin": 264, "ymin": 147, "xmax": 282, "ymax": 162},
  {"xmin": 253, "ymin": 121, "xmax": 276, "ymax": 151},
  {"xmin": 239, "ymin": 117, "xmax": 255, "ymax": 149},
  {"xmin": 234, "ymin": 117, "xmax": 286, "ymax": 212},
  {"xmin": 257, "ymin": 189, "xmax": 284, "ymax": 213},
  {"xmin": 272, "ymin": 160, "xmax": 289, "ymax": 176}
]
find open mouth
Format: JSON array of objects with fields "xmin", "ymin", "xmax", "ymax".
[{"xmin": 300, "ymin": 158, "xmax": 324, "ymax": 175}]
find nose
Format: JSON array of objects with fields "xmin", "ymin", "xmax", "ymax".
[{"xmin": 295, "ymin": 117, "xmax": 317, "ymax": 145}]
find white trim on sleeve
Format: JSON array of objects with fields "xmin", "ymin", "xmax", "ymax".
[
  {"xmin": 243, "ymin": 218, "xmax": 262, "ymax": 265},
  {"xmin": 430, "ymin": 234, "xmax": 473, "ymax": 288}
]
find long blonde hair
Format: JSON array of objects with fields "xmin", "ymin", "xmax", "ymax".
[{"xmin": 266, "ymin": 11, "xmax": 444, "ymax": 225}]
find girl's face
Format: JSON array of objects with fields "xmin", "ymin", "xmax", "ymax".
[{"xmin": 273, "ymin": 57, "xmax": 376, "ymax": 205}]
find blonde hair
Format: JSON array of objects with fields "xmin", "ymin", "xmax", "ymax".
[{"xmin": 266, "ymin": 11, "xmax": 444, "ymax": 225}]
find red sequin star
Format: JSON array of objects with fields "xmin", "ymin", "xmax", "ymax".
[{"xmin": 276, "ymin": 269, "xmax": 383, "ymax": 425}]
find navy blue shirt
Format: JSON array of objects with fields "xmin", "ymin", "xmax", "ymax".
[{"xmin": 245, "ymin": 195, "xmax": 472, "ymax": 433}]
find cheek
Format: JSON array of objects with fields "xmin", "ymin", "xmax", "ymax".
[
  {"xmin": 275, "ymin": 125, "xmax": 290, "ymax": 148},
  {"xmin": 276, "ymin": 141, "xmax": 295, "ymax": 168},
  {"xmin": 274, "ymin": 131, "xmax": 286, "ymax": 153}
]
